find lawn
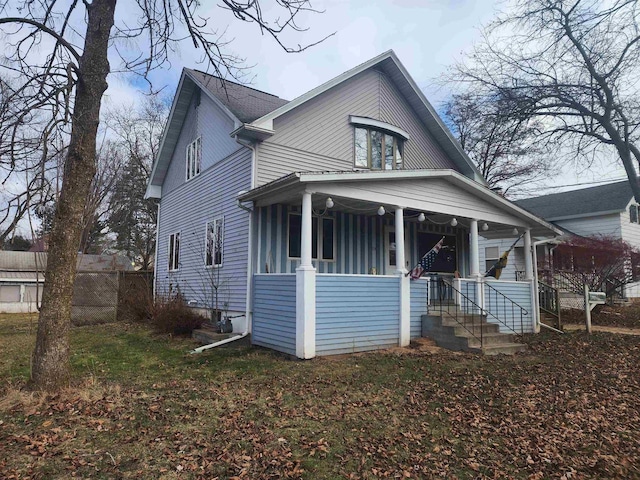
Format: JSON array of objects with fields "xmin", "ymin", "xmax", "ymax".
[{"xmin": 1, "ymin": 314, "xmax": 639, "ymax": 479}]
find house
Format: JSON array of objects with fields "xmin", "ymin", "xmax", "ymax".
[
  {"xmin": 479, "ymin": 180, "xmax": 640, "ymax": 298},
  {"xmin": 0, "ymin": 251, "xmax": 134, "ymax": 313},
  {"xmin": 145, "ymin": 50, "xmax": 561, "ymax": 358}
]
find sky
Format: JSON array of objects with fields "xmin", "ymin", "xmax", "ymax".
[{"xmin": 104, "ymin": 0, "xmax": 626, "ymax": 194}]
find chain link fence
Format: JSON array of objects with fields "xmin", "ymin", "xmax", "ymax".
[{"xmin": 71, "ymin": 271, "xmax": 153, "ymax": 326}]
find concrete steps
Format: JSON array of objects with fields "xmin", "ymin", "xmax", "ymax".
[
  {"xmin": 192, "ymin": 326, "xmax": 233, "ymax": 344},
  {"xmin": 422, "ymin": 310, "xmax": 526, "ymax": 355}
]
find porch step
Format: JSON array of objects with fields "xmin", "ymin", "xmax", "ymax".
[
  {"xmin": 192, "ymin": 327, "xmax": 233, "ymax": 344},
  {"xmin": 421, "ymin": 313, "xmax": 526, "ymax": 355}
]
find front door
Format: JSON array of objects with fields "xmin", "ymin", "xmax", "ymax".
[{"xmin": 384, "ymin": 226, "xmax": 410, "ymax": 274}]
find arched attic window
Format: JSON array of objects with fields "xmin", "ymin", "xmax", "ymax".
[{"xmin": 350, "ymin": 116, "xmax": 410, "ymax": 171}]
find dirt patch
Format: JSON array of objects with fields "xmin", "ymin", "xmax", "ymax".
[{"xmin": 564, "ymin": 324, "xmax": 640, "ymax": 336}]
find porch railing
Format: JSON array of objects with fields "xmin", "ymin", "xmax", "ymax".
[
  {"xmin": 482, "ymin": 281, "xmax": 528, "ymax": 336},
  {"xmin": 539, "ymin": 280, "xmax": 561, "ymax": 329}
]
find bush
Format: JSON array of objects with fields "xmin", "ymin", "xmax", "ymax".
[{"xmin": 150, "ymin": 294, "xmax": 206, "ymax": 335}]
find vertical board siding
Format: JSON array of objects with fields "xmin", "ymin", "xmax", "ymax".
[
  {"xmin": 410, "ymin": 278, "xmax": 429, "ymax": 339},
  {"xmin": 316, "ymin": 275, "xmax": 399, "ymax": 355},
  {"xmin": 162, "ymin": 90, "xmax": 240, "ymax": 196},
  {"xmin": 484, "ymin": 280, "xmax": 534, "ymax": 334},
  {"xmin": 252, "ymin": 274, "xmax": 297, "ymax": 355},
  {"xmin": 156, "ymin": 148, "xmax": 252, "ymax": 313},
  {"xmin": 256, "ymin": 204, "xmax": 468, "ymax": 276},
  {"xmin": 257, "ymin": 70, "xmax": 460, "ymax": 186}
]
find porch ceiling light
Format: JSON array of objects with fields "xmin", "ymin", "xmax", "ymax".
[
  {"xmin": 450, "ymin": 217, "xmax": 458, "ymax": 227},
  {"xmin": 377, "ymin": 206, "xmax": 386, "ymax": 216},
  {"xmin": 325, "ymin": 197, "xmax": 334, "ymax": 209},
  {"xmin": 418, "ymin": 212, "xmax": 425, "ymax": 222},
  {"xmin": 482, "ymin": 223, "xmax": 489, "ymax": 231},
  {"xmin": 512, "ymin": 228, "xmax": 519, "ymax": 235}
]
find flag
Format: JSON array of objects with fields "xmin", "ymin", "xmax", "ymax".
[
  {"xmin": 485, "ymin": 251, "xmax": 510, "ymax": 280},
  {"xmin": 409, "ymin": 236, "xmax": 445, "ymax": 280}
]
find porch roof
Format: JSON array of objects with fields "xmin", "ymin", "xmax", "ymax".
[{"xmin": 238, "ymin": 170, "xmax": 563, "ymax": 239}]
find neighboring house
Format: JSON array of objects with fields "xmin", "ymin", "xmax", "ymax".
[
  {"xmin": 0, "ymin": 251, "xmax": 133, "ymax": 313},
  {"xmin": 146, "ymin": 50, "xmax": 560, "ymax": 358},
  {"xmin": 479, "ymin": 180, "xmax": 640, "ymax": 297}
]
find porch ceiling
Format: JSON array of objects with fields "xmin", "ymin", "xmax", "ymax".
[{"xmin": 238, "ymin": 170, "xmax": 563, "ymax": 239}]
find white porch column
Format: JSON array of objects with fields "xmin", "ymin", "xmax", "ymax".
[
  {"xmin": 524, "ymin": 228, "xmax": 534, "ymax": 281},
  {"xmin": 395, "ymin": 207, "xmax": 410, "ymax": 347},
  {"xmin": 469, "ymin": 219, "xmax": 480, "ymax": 278},
  {"xmin": 296, "ymin": 191, "xmax": 316, "ymax": 359}
]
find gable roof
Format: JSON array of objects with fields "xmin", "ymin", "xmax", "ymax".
[
  {"xmin": 514, "ymin": 180, "xmax": 632, "ymax": 220},
  {"xmin": 248, "ymin": 50, "xmax": 484, "ymax": 183},
  {"xmin": 145, "ymin": 69, "xmax": 288, "ymax": 197},
  {"xmin": 186, "ymin": 69, "xmax": 289, "ymax": 123}
]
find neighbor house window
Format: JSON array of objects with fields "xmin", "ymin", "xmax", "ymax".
[
  {"xmin": 288, "ymin": 213, "xmax": 335, "ymax": 261},
  {"xmin": 168, "ymin": 232, "xmax": 180, "ymax": 271},
  {"xmin": 485, "ymin": 246, "xmax": 499, "ymax": 272},
  {"xmin": 354, "ymin": 127, "xmax": 403, "ymax": 170},
  {"xmin": 186, "ymin": 137, "xmax": 201, "ymax": 180},
  {"xmin": 630, "ymin": 204, "xmax": 639, "ymax": 224},
  {"xmin": 206, "ymin": 218, "xmax": 224, "ymax": 267}
]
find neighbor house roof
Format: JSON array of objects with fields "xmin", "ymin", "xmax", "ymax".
[
  {"xmin": 0, "ymin": 251, "xmax": 134, "ymax": 277},
  {"xmin": 186, "ymin": 69, "xmax": 289, "ymax": 123},
  {"xmin": 515, "ymin": 180, "xmax": 632, "ymax": 221}
]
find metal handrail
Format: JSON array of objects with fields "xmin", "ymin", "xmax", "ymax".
[
  {"xmin": 429, "ymin": 277, "xmax": 486, "ymax": 347},
  {"xmin": 460, "ymin": 280, "xmax": 528, "ymax": 337}
]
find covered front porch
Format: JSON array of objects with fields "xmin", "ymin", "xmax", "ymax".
[{"xmin": 239, "ymin": 170, "xmax": 561, "ymax": 358}]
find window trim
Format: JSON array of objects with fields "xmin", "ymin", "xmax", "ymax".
[
  {"xmin": 168, "ymin": 231, "xmax": 181, "ymax": 272},
  {"xmin": 185, "ymin": 136, "xmax": 202, "ymax": 181},
  {"xmin": 353, "ymin": 126, "xmax": 404, "ymax": 171},
  {"xmin": 287, "ymin": 212, "xmax": 336, "ymax": 262},
  {"xmin": 205, "ymin": 217, "xmax": 224, "ymax": 268}
]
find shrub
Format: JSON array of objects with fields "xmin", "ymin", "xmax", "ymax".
[{"xmin": 150, "ymin": 294, "xmax": 205, "ymax": 335}]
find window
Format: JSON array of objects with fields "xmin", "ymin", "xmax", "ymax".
[
  {"xmin": 630, "ymin": 204, "xmax": 639, "ymax": 224},
  {"xmin": 485, "ymin": 246, "xmax": 499, "ymax": 272},
  {"xmin": 168, "ymin": 232, "xmax": 180, "ymax": 271},
  {"xmin": 206, "ymin": 218, "xmax": 224, "ymax": 267},
  {"xmin": 186, "ymin": 137, "xmax": 201, "ymax": 180},
  {"xmin": 354, "ymin": 127, "xmax": 403, "ymax": 170},
  {"xmin": 288, "ymin": 213, "xmax": 335, "ymax": 261},
  {"xmin": 0, "ymin": 285, "xmax": 20, "ymax": 303}
]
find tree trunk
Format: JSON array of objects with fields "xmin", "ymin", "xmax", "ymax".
[{"xmin": 29, "ymin": 0, "xmax": 117, "ymax": 391}]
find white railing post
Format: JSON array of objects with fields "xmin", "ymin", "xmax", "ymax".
[{"xmin": 296, "ymin": 191, "xmax": 316, "ymax": 359}]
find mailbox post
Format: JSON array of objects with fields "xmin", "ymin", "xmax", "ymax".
[{"xmin": 584, "ymin": 285, "xmax": 606, "ymax": 334}]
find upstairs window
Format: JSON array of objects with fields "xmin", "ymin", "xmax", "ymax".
[
  {"xmin": 168, "ymin": 232, "xmax": 180, "ymax": 271},
  {"xmin": 354, "ymin": 127, "xmax": 403, "ymax": 170},
  {"xmin": 186, "ymin": 137, "xmax": 201, "ymax": 180},
  {"xmin": 630, "ymin": 204, "xmax": 639, "ymax": 224},
  {"xmin": 206, "ymin": 218, "xmax": 224, "ymax": 267}
]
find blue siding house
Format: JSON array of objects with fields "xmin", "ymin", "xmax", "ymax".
[{"xmin": 146, "ymin": 51, "xmax": 561, "ymax": 358}]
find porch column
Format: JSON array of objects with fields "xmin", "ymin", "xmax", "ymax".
[
  {"xmin": 469, "ymin": 219, "xmax": 480, "ymax": 278},
  {"xmin": 524, "ymin": 228, "xmax": 534, "ymax": 281},
  {"xmin": 296, "ymin": 191, "xmax": 316, "ymax": 359},
  {"xmin": 395, "ymin": 207, "xmax": 411, "ymax": 347}
]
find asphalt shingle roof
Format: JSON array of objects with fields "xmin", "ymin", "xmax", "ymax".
[
  {"xmin": 186, "ymin": 69, "xmax": 289, "ymax": 123},
  {"xmin": 514, "ymin": 180, "xmax": 632, "ymax": 219}
]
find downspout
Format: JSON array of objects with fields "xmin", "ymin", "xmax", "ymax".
[
  {"xmin": 532, "ymin": 238, "xmax": 564, "ymax": 334},
  {"xmin": 153, "ymin": 201, "xmax": 161, "ymax": 299},
  {"xmin": 190, "ymin": 142, "xmax": 256, "ymax": 354}
]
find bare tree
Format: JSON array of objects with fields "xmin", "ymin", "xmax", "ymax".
[
  {"xmin": 450, "ymin": 0, "xmax": 640, "ymax": 200},
  {"xmin": 442, "ymin": 92, "xmax": 555, "ymax": 196},
  {"xmin": 0, "ymin": 0, "xmax": 330, "ymax": 391}
]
